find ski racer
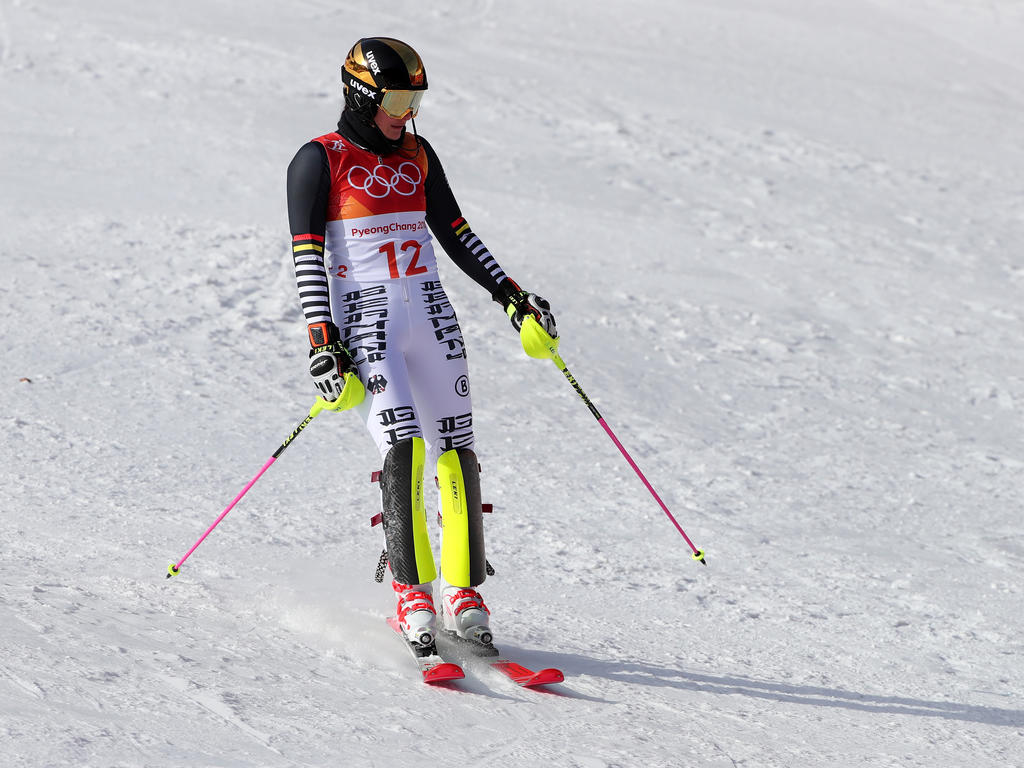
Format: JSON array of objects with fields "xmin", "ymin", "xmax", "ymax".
[{"xmin": 285, "ymin": 37, "xmax": 558, "ymax": 650}]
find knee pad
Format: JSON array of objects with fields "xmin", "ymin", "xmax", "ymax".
[
  {"xmin": 380, "ymin": 437, "xmax": 437, "ymax": 585},
  {"xmin": 437, "ymin": 448, "xmax": 486, "ymax": 587}
]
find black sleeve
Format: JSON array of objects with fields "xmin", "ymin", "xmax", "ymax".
[
  {"xmin": 420, "ymin": 136, "xmax": 511, "ymax": 298},
  {"xmin": 287, "ymin": 141, "xmax": 330, "ymax": 238}
]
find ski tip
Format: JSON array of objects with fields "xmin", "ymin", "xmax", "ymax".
[
  {"xmin": 491, "ymin": 660, "xmax": 565, "ymax": 687},
  {"xmin": 423, "ymin": 662, "xmax": 465, "ymax": 684},
  {"xmin": 522, "ymin": 668, "xmax": 565, "ymax": 687}
]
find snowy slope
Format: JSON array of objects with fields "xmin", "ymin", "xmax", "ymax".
[{"xmin": 2, "ymin": 1, "xmax": 1023, "ymax": 766}]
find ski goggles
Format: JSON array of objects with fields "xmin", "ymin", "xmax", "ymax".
[{"xmin": 379, "ymin": 89, "xmax": 425, "ymax": 119}]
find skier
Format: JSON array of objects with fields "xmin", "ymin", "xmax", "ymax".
[{"xmin": 286, "ymin": 37, "xmax": 557, "ymax": 650}]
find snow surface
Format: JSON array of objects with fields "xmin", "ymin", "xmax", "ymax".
[{"xmin": 2, "ymin": 0, "xmax": 1024, "ymax": 766}]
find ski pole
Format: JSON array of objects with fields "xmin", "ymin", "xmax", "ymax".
[
  {"xmin": 519, "ymin": 316, "xmax": 707, "ymax": 565},
  {"xmin": 166, "ymin": 396, "xmax": 335, "ymax": 578}
]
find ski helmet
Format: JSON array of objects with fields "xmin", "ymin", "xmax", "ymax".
[{"xmin": 342, "ymin": 38, "xmax": 427, "ymax": 120}]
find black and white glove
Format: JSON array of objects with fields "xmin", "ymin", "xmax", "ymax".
[
  {"xmin": 493, "ymin": 279, "xmax": 558, "ymax": 338},
  {"xmin": 307, "ymin": 321, "xmax": 358, "ymax": 402}
]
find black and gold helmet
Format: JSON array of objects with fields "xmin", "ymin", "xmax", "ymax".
[{"xmin": 342, "ymin": 38, "xmax": 427, "ymax": 119}]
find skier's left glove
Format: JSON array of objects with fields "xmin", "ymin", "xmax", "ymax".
[
  {"xmin": 493, "ymin": 279, "xmax": 559, "ymax": 360},
  {"xmin": 307, "ymin": 321, "xmax": 365, "ymax": 411},
  {"xmin": 493, "ymin": 279, "xmax": 558, "ymax": 338}
]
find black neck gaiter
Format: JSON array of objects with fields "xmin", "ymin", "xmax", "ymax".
[{"xmin": 337, "ymin": 109, "xmax": 405, "ymax": 155}]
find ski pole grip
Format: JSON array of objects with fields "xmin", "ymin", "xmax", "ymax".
[
  {"xmin": 310, "ymin": 374, "xmax": 366, "ymax": 418},
  {"xmin": 520, "ymin": 315, "xmax": 560, "ymax": 360}
]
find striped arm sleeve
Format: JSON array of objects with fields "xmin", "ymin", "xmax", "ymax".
[
  {"xmin": 449, "ymin": 216, "xmax": 506, "ymax": 286},
  {"xmin": 420, "ymin": 135, "xmax": 511, "ymax": 297},
  {"xmin": 287, "ymin": 141, "xmax": 333, "ymax": 342},
  {"xmin": 292, "ymin": 234, "xmax": 331, "ymax": 325}
]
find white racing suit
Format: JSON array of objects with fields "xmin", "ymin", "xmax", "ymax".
[
  {"xmin": 289, "ymin": 129, "xmax": 500, "ymax": 589},
  {"xmin": 332, "ymin": 276, "xmax": 474, "ymax": 461}
]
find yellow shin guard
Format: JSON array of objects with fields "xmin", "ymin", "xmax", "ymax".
[{"xmin": 437, "ymin": 448, "xmax": 487, "ymax": 588}]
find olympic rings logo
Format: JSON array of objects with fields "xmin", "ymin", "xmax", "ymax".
[{"xmin": 347, "ymin": 162, "xmax": 423, "ymax": 198}]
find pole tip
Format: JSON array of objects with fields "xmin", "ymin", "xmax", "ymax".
[
  {"xmin": 166, "ymin": 563, "xmax": 180, "ymax": 579},
  {"xmin": 692, "ymin": 549, "xmax": 707, "ymax": 566}
]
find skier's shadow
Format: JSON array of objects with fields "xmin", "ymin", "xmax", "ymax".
[{"xmin": 515, "ymin": 649, "xmax": 1024, "ymax": 726}]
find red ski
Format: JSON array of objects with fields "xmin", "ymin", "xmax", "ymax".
[
  {"xmin": 421, "ymin": 660, "xmax": 465, "ymax": 685},
  {"xmin": 438, "ymin": 631, "xmax": 564, "ymax": 688},
  {"xmin": 387, "ymin": 617, "xmax": 465, "ymax": 685},
  {"xmin": 489, "ymin": 659, "xmax": 565, "ymax": 688}
]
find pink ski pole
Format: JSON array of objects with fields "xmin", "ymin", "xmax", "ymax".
[
  {"xmin": 166, "ymin": 398, "xmax": 331, "ymax": 578},
  {"xmin": 520, "ymin": 317, "xmax": 707, "ymax": 565}
]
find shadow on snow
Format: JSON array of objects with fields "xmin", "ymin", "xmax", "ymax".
[{"xmin": 522, "ymin": 650, "xmax": 1024, "ymax": 727}]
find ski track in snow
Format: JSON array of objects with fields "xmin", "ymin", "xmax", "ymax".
[{"xmin": 2, "ymin": 1, "xmax": 1024, "ymax": 766}]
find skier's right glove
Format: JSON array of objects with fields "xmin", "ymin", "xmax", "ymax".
[{"xmin": 307, "ymin": 321, "xmax": 365, "ymax": 411}]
